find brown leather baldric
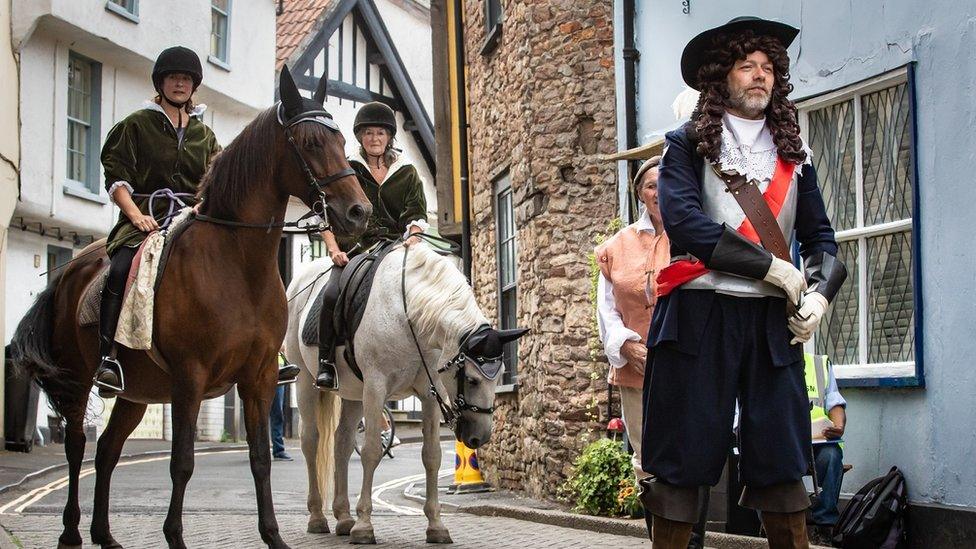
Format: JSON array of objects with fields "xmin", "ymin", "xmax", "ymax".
[{"xmin": 712, "ymin": 166, "xmax": 792, "ymax": 263}]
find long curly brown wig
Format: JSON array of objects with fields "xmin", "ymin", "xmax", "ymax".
[{"xmin": 691, "ymin": 30, "xmax": 807, "ymax": 165}]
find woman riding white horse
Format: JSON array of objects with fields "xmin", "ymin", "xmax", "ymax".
[{"xmin": 285, "ymin": 241, "xmax": 526, "ymax": 544}]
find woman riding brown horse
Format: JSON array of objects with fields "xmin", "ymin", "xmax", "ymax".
[{"xmin": 9, "ymin": 65, "xmax": 370, "ymax": 549}]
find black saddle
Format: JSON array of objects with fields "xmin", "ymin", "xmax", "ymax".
[{"xmin": 301, "ymin": 241, "xmax": 399, "ymax": 378}]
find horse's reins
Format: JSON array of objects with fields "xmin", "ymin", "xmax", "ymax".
[
  {"xmin": 398, "ymin": 235, "xmax": 496, "ymax": 433},
  {"xmin": 195, "ymin": 101, "xmax": 357, "ymax": 234}
]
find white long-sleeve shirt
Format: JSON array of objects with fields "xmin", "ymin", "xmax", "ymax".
[{"xmin": 596, "ymin": 210, "xmax": 657, "ymax": 369}]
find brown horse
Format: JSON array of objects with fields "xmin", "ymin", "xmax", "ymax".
[{"xmin": 9, "ymin": 68, "xmax": 370, "ymax": 549}]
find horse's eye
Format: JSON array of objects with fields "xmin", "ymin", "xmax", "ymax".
[{"xmin": 466, "ymin": 377, "xmax": 478, "ymax": 386}]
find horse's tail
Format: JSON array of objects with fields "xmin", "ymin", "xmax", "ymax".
[
  {"xmin": 315, "ymin": 388, "xmax": 340, "ymax": 503},
  {"xmin": 9, "ymin": 271, "xmax": 75, "ymax": 416}
]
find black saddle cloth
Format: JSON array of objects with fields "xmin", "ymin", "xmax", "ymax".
[{"xmin": 301, "ymin": 241, "xmax": 398, "ymax": 369}]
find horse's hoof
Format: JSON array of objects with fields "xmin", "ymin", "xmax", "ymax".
[
  {"xmin": 306, "ymin": 517, "xmax": 330, "ymax": 534},
  {"xmin": 426, "ymin": 528, "xmax": 454, "ymax": 544},
  {"xmin": 335, "ymin": 518, "xmax": 355, "ymax": 536},
  {"xmin": 349, "ymin": 525, "xmax": 376, "ymax": 545}
]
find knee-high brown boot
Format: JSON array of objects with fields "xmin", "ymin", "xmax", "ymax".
[
  {"xmin": 761, "ymin": 511, "xmax": 809, "ymax": 549},
  {"xmin": 651, "ymin": 515, "xmax": 695, "ymax": 549}
]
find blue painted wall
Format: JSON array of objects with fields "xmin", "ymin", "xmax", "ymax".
[{"xmin": 621, "ymin": 0, "xmax": 976, "ymax": 508}]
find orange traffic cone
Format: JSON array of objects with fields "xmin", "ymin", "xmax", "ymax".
[{"xmin": 447, "ymin": 440, "xmax": 492, "ymax": 494}]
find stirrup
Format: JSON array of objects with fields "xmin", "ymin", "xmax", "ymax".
[
  {"xmin": 277, "ymin": 363, "xmax": 300, "ymax": 386},
  {"xmin": 93, "ymin": 356, "xmax": 124, "ymax": 396},
  {"xmin": 315, "ymin": 360, "xmax": 338, "ymax": 390}
]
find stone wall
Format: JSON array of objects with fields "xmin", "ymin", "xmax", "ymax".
[{"xmin": 462, "ymin": 0, "xmax": 618, "ymax": 500}]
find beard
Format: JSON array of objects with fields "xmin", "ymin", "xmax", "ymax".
[{"xmin": 728, "ymin": 85, "xmax": 771, "ymax": 117}]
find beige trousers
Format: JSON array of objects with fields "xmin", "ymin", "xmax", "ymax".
[{"xmin": 618, "ymin": 385, "xmax": 649, "ymax": 480}]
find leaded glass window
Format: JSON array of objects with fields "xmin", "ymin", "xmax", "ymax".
[{"xmin": 800, "ymin": 68, "xmax": 917, "ymax": 380}]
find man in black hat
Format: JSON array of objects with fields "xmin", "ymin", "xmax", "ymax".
[{"xmin": 638, "ymin": 17, "xmax": 847, "ymax": 548}]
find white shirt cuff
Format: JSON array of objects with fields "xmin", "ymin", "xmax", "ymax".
[
  {"xmin": 108, "ymin": 181, "xmax": 134, "ymax": 203},
  {"xmin": 403, "ymin": 218, "xmax": 430, "ymax": 238},
  {"xmin": 605, "ymin": 329, "xmax": 642, "ymax": 368}
]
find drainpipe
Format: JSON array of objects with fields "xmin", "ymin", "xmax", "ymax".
[
  {"xmin": 622, "ymin": 0, "xmax": 639, "ymax": 157},
  {"xmin": 453, "ymin": 0, "xmax": 472, "ymax": 279}
]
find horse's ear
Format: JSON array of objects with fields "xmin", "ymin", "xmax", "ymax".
[
  {"xmin": 279, "ymin": 65, "xmax": 303, "ymax": 119},
  {"xmin": 497, "ymin": 328, "xmax": 529, "ymax": 343},
  {"xmin": 312, "ymin": 75, "xmax": 328, "ymax": 105}
]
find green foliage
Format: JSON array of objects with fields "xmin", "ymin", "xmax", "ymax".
[
  {"xmin": 561, "ymin": 437, "xmax": 634, "ymax": 516},
  {"xmin": 588, "ymin": 218, "xmax": 623, "ymax": 361}
]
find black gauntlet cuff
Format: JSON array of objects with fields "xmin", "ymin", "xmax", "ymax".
[
  {"xmin": 803, "ymin": 251, "xmax": 848, "ymax": 303},
  {"xmin": 707, "ymin": 224, "xmax": 774, "ymax": 280}
]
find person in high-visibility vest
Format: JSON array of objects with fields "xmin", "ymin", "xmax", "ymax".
[{"xmin": 805, "ymin": 354, "xmax": 847, "ymax": 532}]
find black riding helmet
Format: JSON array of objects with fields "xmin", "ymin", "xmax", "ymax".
[
  {"xmin": 152, "ymin": 46, "xmax": 203, "ymax": 97},
  {"xmin": 353, "ymin": 102, "xmax": 396, "ymax": 137}
]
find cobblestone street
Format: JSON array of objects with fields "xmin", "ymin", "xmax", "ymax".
[
  {"xmin": 0, "ymin": 441, "xmax": 651, "ymax": 548},
  {"xmin": 2, "ymin": 512, "xmax": 649, "ymax": 548}
]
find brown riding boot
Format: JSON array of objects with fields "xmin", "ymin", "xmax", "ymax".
[
  {"xmin": 651, "ymin": 515, "xmax": 694, "ymax": 549},
  {"xmin": 761, "ymin": 511, "xmax": 809, "ymax": 549}
]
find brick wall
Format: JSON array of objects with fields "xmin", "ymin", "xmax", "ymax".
[{"xmin": 462, "ymin": 0, "xmax": 618, "ymax": 500}]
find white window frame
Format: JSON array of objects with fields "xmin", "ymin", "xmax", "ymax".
[
  {"xmin": 65, "ymin": 51, "xmax": 102, "ymax": 198},
  {"xmin": 209, "ymin": 0, "xmax": 232, "ymax": 70},
  {"xmin": 105, "ymin": 0, "xmax": 139, "ymax": 23},
  {"xmin": 797, "ymin": 66, "xmax": 922, "ymax": 386},
  {"xmin": 494, "ymin": 172, "xmax": 518, "ymax": 389}
]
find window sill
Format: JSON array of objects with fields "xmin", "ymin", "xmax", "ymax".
[
  {"xmin": 495, "ymin": 383, "xmax": 518, "ymax": 394},
  {"xmin": 63, "ymin": 183, "xmax": 109, "ymax": 204},
  {"xmin": 208, "ymin": 55, "xmax": 231, "ymax": 72},
  {"xmin": 480, "ymin": 23, "xmax": 502, "ymax": 56},
  {"xmin": 835, "ymin": 361, "xmax": 923, "ymax": 388},
  {"xmin": 104, "ymin": 2, "xmax": 139, "ymax": 23}
]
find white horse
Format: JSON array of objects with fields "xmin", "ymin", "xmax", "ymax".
[{"xmin": 284, "ymin": 242, "xmax": 527, "ymax": 544}]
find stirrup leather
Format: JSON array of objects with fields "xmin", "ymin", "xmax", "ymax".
[{"xmin": 93, "ymin": 356, "xmax": 125, "ymax": 393}]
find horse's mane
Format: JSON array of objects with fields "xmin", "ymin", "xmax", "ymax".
[
  {"xmin": 403, "ymin": 244, "xmax": 487, "ymax": 344},
  {"xmin": 197, "ymin": 107, "xmax": 278, "ymax": 220}
]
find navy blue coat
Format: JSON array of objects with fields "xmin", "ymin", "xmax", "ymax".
[{"xmin": 646, "ymin": 124, "xmax": 839, "ymax": 367}]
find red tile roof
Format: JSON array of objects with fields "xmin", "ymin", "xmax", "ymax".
[{"xmin": 276, "ymin": 0, "xmax": 341, "ymax": 71}]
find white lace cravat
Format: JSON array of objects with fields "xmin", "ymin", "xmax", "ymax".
[{"xmin": 718, "ymin": 113, "xmax": 810, "ymax": 182}]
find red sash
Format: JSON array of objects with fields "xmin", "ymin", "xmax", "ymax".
[{"xmin": 656, "ymin": 157, "xmax": 795, "ymax": 297}]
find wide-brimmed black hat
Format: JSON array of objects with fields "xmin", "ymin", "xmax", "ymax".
[{"xmin": 680, "ymin": 16, "xmax": 799, "ymax": 90}]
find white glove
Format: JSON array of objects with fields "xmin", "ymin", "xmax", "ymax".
[
  {"xmin": 763, "ymin": 257, "xmax": 807, "ymax": 306},
  {"xmin": 788, "ymin": 291, "xmax": 829, "ymax": 344}
]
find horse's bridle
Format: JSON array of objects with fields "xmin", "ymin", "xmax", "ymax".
[
  {"xmin": 438, "ymin": 326, "xmax": 504, "ymax": 416},
  {"xmin": 399, "ymin": 245, "xmax": 500, "ymax": 434},
  {"xmin": 276, "ymin": 102, "xmax": 357, "ymax": 229}
]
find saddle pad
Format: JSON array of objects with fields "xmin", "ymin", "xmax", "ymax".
[
  {"xmin": 301, "ymin": 241, "xmax": 398, "ymax": 348},
  {"xmin": 78, "ymin": 268, "xmax": 109, "ymax": 327},
  {"xmin": 76, "ymin": 208, "xmax": 195, "ymax": 330}
]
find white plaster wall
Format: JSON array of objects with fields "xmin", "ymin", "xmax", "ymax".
[
  {"xmin": 12, "ymin": 0, "xmax": 276, "ymax": 110},
  {"xmin": 373, "ymin": 0, "xmax": 434, "ymax": 118}
]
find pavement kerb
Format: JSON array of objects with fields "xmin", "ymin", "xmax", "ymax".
[
  {"xmin": 0, "ymin": 525, "xmax": 20, "ymax": 549},
  {"xmin": 0, "ymin": 443, "xmax": 248, "ymax": 497},
  {"xmin": 404, "ymin": 483, "xmax": 831, "ymax": 549}
]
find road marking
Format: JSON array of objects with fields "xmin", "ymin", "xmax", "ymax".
[
  {"xmin": 0, "ymin": 450, "xmax": 248, "ymax": 515},
  {"xmin": 371, "ymin": 468, "xmax": 452, "ymax": 516}
]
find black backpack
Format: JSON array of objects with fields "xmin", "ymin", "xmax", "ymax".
[{"xmin": 831, "ymin": 466, "xmax": 908, "ymax": 548}]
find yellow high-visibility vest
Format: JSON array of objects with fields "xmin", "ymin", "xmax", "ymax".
[{"xmin": 804, "ymin": 353, "xmax": 830, "ymax": 424}]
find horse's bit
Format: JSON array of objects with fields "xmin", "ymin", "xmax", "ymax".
[{"xmin": 276, "ymin": 102, "xmax": 357, "ymax": 230}]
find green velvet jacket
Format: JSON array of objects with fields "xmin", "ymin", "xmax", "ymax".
[
  {"xmin": 101, "ymin": 102, "xmax": 220, "ymax": 257},
  {"xmin": 337, "ymin": 153, "xmax": 428, "ymax": 254}
]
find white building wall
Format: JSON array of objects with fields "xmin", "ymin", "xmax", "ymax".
[{"xmin": 8, "ymin": 0, "xmax": 278, "ymax": 441}]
